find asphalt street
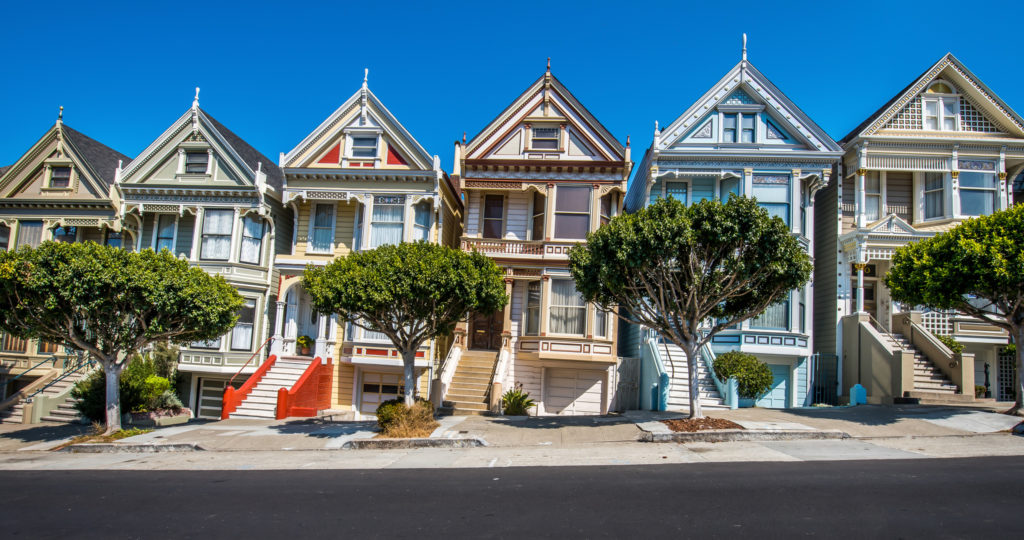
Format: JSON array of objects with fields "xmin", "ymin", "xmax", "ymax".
[{"xmin": 1, "ymin": 456, "xmax": 1020, "ymax": 538}]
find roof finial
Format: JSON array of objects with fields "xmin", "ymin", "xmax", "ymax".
[
  {"xmin": 546, "ymin": 57, "xmax": 551, "ymax": 72},
  {"xmin": 742, "ymin": 33, "xmax": 747, "ymax": 62},
  {"xmin": 363, "ymin": 68, "xmax": 369, "ymax": 88},
  {"xmin": 626, "ymin": 135, "xmax": 631, "ymax": 147},
  {"xmin": 193, "ymin": 87, "xmax": 200, "ymax": 108},
  {"xmin": 58, "ymin": 105, "xmax": 63, "ymax": 123},
  {"xmin": 462, "ymin": 132, "xmax": 467, "ymax": 144}
]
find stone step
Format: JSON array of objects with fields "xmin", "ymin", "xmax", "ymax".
[
  {"xmin": 908, "ymin": 391, "xmax": 975, "ymax": 404},
  {"xmin": 450, "ymin": 400, "xmax": 489, "ymax": 411},
  {"xmin": 446, "ymin": 392, "xmax": 488, "ymax": 403},
  {"xmin": 453, "ymin": 366, "xmax": 494, "ymax": 376},
  {"xmin": 450, "ymin": 374, "xmax": 492, "ymax": 385},
  {"xmin": 230, "ymin": 411, "xmax": 275, "ymax": 419},
  {"xmin": 237, "ymin": 402, "xmax": 276, "ymax": 412},
  {"xmin": 244, "ymin": 396, "xmax": 278, "ymax": 405}
]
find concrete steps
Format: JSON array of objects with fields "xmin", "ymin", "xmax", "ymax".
[
  {"xmin": 1, "ymin": 367, "xmax": 93, "ymax": 425},
  {"xmin": 887, "ymin": 334, "xmax": 959, "ymax": 396},
  {"xmin": 444, "ymin": 350, "xmax": 497, "ymax": 415},
  {"xmin": 229, "ymin": 357, "xmax": 311, "ymax": 419},
  {"xmin": 658, "ymin": 343, "xmax": 727, "ymax": 412}
]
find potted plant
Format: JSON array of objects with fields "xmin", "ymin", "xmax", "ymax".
[{"xmin": 297, "ymin": 335, "xmax": 314, "ymax": 356}]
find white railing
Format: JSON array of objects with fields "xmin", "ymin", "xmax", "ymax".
[
  {"xmin": 438, "ymin": 344, "xmax": 462, "ymax": 396},
  {"xmin": 460, "ymin": 237, "xmax": 545, "ymax": 256},
  {"xmin": 921, "ymin": 311, "xmax": 953, "ymax": 336}
]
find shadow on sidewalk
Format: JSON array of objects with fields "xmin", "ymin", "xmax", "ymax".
[
  {"xmin": 0, "ymin": 422, "xmax": 91, "ymax": 443},
  {"xmin": 266, "ymin": 418, "xmax": 378, "ymax": 438},
  {"xmin": 486, "ymin": 414, "xmax": 636, "ymax": 430}
]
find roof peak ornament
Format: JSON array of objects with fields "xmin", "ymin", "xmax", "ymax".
[
  {"xmin": 546, "ymin": 57, "xmax": 551, "ymax": 73},
  {"xmin": 742, "ymin": 33, "xmax": 747, "ymax": 62},
  {"xmin": 57, "ymin": 105, "xmax": 63, "ymax": 123},
  {"xmin": 193, "ymin": 87, "xmax": 200, "ymax": 108},
  {"xmin": 359, "ymin": 69, "xmax": 369, "ymax": 126},
  {"xmin": 363, "ymin": 68, "xmax": 369, "ymax": 88},
  {"xmin": 191, "ymin": 87, "xmax": 200, "ymax": 134}
]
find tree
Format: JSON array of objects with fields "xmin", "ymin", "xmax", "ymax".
[
  {"xmin": 0, "ymin": 242, "xmax": 243, "ymax": 433},
  {"xmin": 886, "ymin": 205, "xmax": 1024, "ymax": 415},
  {"xmin": 302, "ymin": 242, "xmax": 507, "ymax": 406},
  {"xmin": 569, "ymin": 196, "xmax": 811, "ymax": 418}
]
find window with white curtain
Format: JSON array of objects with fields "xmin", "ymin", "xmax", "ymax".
[
  {"xmin": 239, "ymin": 216, "xmax": 265, "ymax": 264},
  {"xmin": 864, "ymin": 172, "xmax": 881, "ymax": 222},
  {"xmin": 413, "ymin": 201, "xmax": 431, "ymax": 242},
  {"xmin": 751, "ymin": 298, "xmax": 789, "ymax": 330},
  {"xmin": 554, "ymin": 185, "xmax": 590, "ymax": 239},
  {"xmin": 524, "ymin": 281, "xmax": 540, "ymax": 336},
  {"xmin": 549, "ymin": 278, "xmax": 585, "ymax": 335},
  {"xmin": 230, "ymin": 299, "xmax": 257, "ymax": 351},
  {"xmin": 752, "ymin": 175, "xmax": 790, "ymax": 226},
  {"xmin": 16, "ymin": 221, "xmax": 42, "ymax": 248},
  {"xmin": 353, "ymin": 204, "xmax": 364, "ymax": 251},
  {"xmin": 309, "ymin": 203, "xmax": 335, "ymax": 253},
  {"xmin": 594, "ymin": 305, "xmax": 608, "ymax": 338},
  {"xmin": 201, "ymin": 209, "xmax": 233, "ymax": 260},
  {"xmin": 924, "ymin": 172, "xmax": 944, "ymax": 219},
  {"xmin": 370, "ymin": 195, "xmax": 404, "ymax": 248},
  {"xmin": 958, "ymin": 161, "xmax": 997, "ymax": 216},
  {"xmin": 155, "ymin": 215, "xmax": 176, "ymax": 252}
]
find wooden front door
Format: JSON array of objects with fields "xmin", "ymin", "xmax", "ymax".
[{"xmin": 471, "ymin": 311, "xmax": 503, "ymax": 350}]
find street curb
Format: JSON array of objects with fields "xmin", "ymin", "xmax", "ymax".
[
  {"xmin": 639, "ymin": 429, "xmax": 850, "ymax": 443},
  {"xmin": 61, "ymin": 443, "xmax": 204, "ymax": 453},
  {"xmin": 342, "ymin": 437, "xmax": 487, "ymax": 449}
]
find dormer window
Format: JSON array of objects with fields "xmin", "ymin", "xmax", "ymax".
[
  {"xmin": 722, "ymin": 113, "xmax": 756, "ymax": 143},
  {"xmin": 351, "ymin": 137, "xmax": 378, "ymax": 159},
  {"xmin": 49, "ymin": 166, "xmax": 71, "ymax": 188},
  {"xmin": 531, "ymin": 127, "xmax": 559, "ymax": 150},
  {"xmin": 185, "ymin": 152, "xmax": 209, "ymax": 174},
  {"xmin": 923, "ymin": 81, "xmax": 958, "ymax": 131}
]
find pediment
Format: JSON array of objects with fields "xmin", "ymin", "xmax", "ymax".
[{"xmin": 866, "ymin": 214, "xmax": 919, "ymax": 236}]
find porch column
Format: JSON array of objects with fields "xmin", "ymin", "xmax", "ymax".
[
  {"xmin": 502, "ymin": 279, "xmax": 514, "ymax": 349},
  {"xmin": 325, "ymin": 314, "xmax": 338, "ymax": 360},
  {"xmin": 190, "ymin": 207, "xmax": 204, "ymax": 261},
  {"xmin": 314, "ymin": 314, "xmax": 328, "ymax": 358},
  {"xmin": 544, "ymin": 184, "xmax": 555, "ymax": 241},
  {"xmin": 854, "ymin": 244, "xmax": 866, "ymax": 315},
  {"xmin": 855, "ymin": 168, "xmax": 866, "ymax": 228},
  {"xmin": 270, "ymin": 300, "xmax": 286, "ymax": 355}
]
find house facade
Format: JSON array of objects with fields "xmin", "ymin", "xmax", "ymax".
[
  {"xmin": 814, "ymin": 53, "xmax": 1024, "ymax": 404},
  {"xmin": 274, "ymin": 76, "xmax": 462, "ymax": 418},
  {"xmin": 0, "ymin": 112, "xmax": 129, "ymax": 394},
  {"xmin": 115, "ymin": 91, "xmax": 290, "ymax": 419},
  {"xmin": 448, "ymin": 66, "xmax": 632, "ymax": 416},
  {"xmin": 625, "ymin": 49, "xmax": 842, "ymax": 411}
]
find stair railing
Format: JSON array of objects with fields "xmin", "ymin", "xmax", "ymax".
[
  {"xmin": 276, "ymin": 356, "xmax": 333, "ymax": 419},
  {"xmin": 228, "ymin": 336, "xmax": 275, "ymax": 388},
  {"xmin": 222, "ymin": 353, "xmax": 279, "ymax": 419},
  {"xmin": 25, "ymin": 352, "xmax": 96, "ymax": 402},
  {"xmin": 640, "ymin": 328, "xmax": 669, "ymax": 411},
  {"xmin": 435, "ymin": 342, "xmax": 462, "ymax": 406},
  {"xmin": 698, "ymin": 343, "xmax": 738, "ymax": 409},
  {"xmin": 0, "ymin": 354, "xmax": 60, "ymax": 402}
]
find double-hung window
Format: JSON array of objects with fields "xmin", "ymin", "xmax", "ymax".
[
  {"xmin": 722, "ymin": 114, "xmax": 737, "ymax": 142},
  {"xmin": 924, "ymin": 92, "xmax": 958, "ymax": 131},
  {"xmin": 230, "ymin": 299, "xmax": 257, "ymax": 351},
  {"xmin": 309, "ymin": 203, "xmax": 335, "ymax": 253},
  {"xmin": 554, "ymin": 185, "xmax": 590, "ymax": 239},
  {"xmin": 16, "ymin": 221, "xmax": 42, "ymax": 248},
  {"xmin": 666, "ymin": 182, "xmax": 687, "ymax": 204},
  {"xmin": 483, "ymin": 195, "xmax": 504, "ymax": 239},
  {"xmin": 52, "ymin": 226, "xmax": 77, "ymax": 243},
  {"xmin": 185, "ymin": 152, "xmax": 208, "ymax": 174},
  {"xmin": 600, "ymin": 196, "xmax": 612, "ymax": 226},
  {"xmin": 351, "ymin": 137, "xmax": 378, "ymax": 159},
  {"xmin": 49, "ymin": 167, "xmax": 71, "ymax": 188},
  {"xmin": 530, "ymin": 191, "xmax": 545, "ymax": 240},
  {"xmin": 752, "ymin": 175, "xmax": 790, "ymax": 226},
  {"xmin": 353, "ymin": 204, "xmax": 364, "ymax": 251},
  {"xmin": 958, "ymin": 161, "xmax": 997, "ymax": 216},
  {"xmin": 751, "ymin": 298, "xmax": 790, "ymax": 330},
  {"xmin": 740, "ymin": 115, "xmax": 755, "ymax": 143},
  {"xmin": 239, "ymin": 216, "xmax": 265, "ymax": 264},
  {"xmin": 155, "ymin": 215, "xmax": 176, "ymax": 252},
  {"xmin": 594, "ymin": 305, "xmax": 608, "ymax": 338},
  {"xmin": 531, "ymin": 127, "xmax": 559, "ymax": 150},
  {"xmin": 192, "ymin": 336, "xmax": 221, "ymax": 350},
  {"xmin": 924, "ymin": 173, "xmax": 944, "ymax": 219},
  {"xmin": 0, "ymin": 225, "xmax": 10, "ymax": 251},
  {"xmin": 864, "ymin": 172, "xmax": 882, "ymax": 222},
  {"xmin": 200, "ymin": 209, "xmax": 233, "ymax": 261},
  {"xmin": 549, "ymin": 278, "xmax": 585, "ymax": 336},
  {"xmin": 370, "ymin": 195, "xmax": 404, "ymax": 248},
  {"xmin": 524, "ymin": 281, "xmax": 541, "ymax": 336},
  {"xmin": 413, "ymin": 201, "xmax": 431, "ymax": 242}
]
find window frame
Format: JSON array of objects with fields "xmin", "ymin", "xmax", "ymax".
[
  {"xmin": 0, "ymin": 224, "xmax": 10, "ymax": 251},
  {"xmin": 153, "ymin": 214, "xmax": 177, "ymax": 253},
  {"xmin": 553, "ymin": 185, "xmax": 591, "ymax": 240},
  {"xmin": 200, "ymin": 209, "xmax": 234, "ymax": 261},
  {"xmin": 49, "ymin": 166, "xmax": 72, "ymax": 189},
  {"xmin": 923, "ymin": 172, "xmax": 945, "ymax": 220},
  {"xmin": 350, "ymin": 136, "xmax": 379, "ymax": 159},
  {"xmin": 523, "ymin": 281, "xmax": 541, "ymax": 337},
  {"xmin": 751, "ymin": 174, "xmax": 791, "ymax": 227},
  {"xmin": 530, "ymin": 127, "xmax": 560, "ymax": 151},
  {"xmin": 750, "ymin": 297, "xmax": 791, "ymax": 331},
  {"xmin": 185, "ymin": 151, "xmax": 209, "ymax": 174},
  {"xmin": 15, "ymin": 221, "xmax": 43, "ymax": 249},
  {"xmin": 369, "ymin": 195, "xmax": 405, "ymax": 248},
  {"xmin": 530, "ymin": 191, "xmax": 545, "ymax": 241},
  {"xmin": 230, "ymin": 298, "xmax": 258, "ymax": 351},
  {"xmin": 958, "ymin": 162, "xmax": 998, "ymax": 217},
  {"xmin": 547, "ymin": 278, "xmax": 586, "ymax": 337},
  {"xmin": 482, "ymin": 194, "xmax": 505, "ymax": 239},
  {"xmin": 52, "ymin": 225, "xmax": 78, "ymax": 244},
  {"xmin": 923, "ymin": 93, "xmax": 959, "ymax": 132},
  {"xmin": 864, "ymin": 172, "xmax": 882, "ymax": 222},
  {"xmin": 239, "ymin": 215, "xmax": 265, "ymax": 265},
  {"xmin": 308, "ymin": 203, "xmax": 336, "ymax": 254},
  {"xmin": 413, "ymin": 201, "xmax": 431, "ymax": 243}
]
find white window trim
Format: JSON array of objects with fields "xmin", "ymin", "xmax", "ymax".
[
  {"xmin": 152, "ymin": 213, "xmax": 179, "ymax": 253},
  {"xmin": 229, "ymin": 296, "xmax": 260, "ymax": 352},
  {"xmin": 546, "ymin": 277, "xmax": 587, "ymax": 337},
  {"xmin": 529, "ymin": 126, "xmax": 562, "ymax": 152},
  {"xmin": 480, "ymin": 193, "xmax": 506, "ymax": 239},
  {"xmin": 718, "ymin": 110, "xmax": 760, "ymax": 144},
  {"xmin": 199, "ymin": 208, "xmax": 235, "ymax": 262},
  {"xmin": 238, "ymin": 215, "xmax": 266, "ymax": 266},
  {"xmin": 307, "ymin": 203, "xmax": 336, "ymax": 254},
  {"xmin": 956, "ymin": 166, "xmax": 998, "ymax": 218},
  {"xmin": 919, "ymin": 171, "xmax": 949, "ymax": 222},
  {"xmin": 922, "ymin": 92, "xmax": 960, "ymax": 132},
  {"xmin": 343, "ymin": 130, "xmax": 383, "ymax": 167},
  {"xmin": 47, "ymin": 165, "xmax": 73, "ymax": 190}
]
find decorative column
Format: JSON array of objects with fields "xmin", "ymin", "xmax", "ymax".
[
  {"xmin": 271, "ymin": 300, "xmax": 286, "ymax": 354},
  {"xmin": 314, "ymin": 313, "xmax": 328, "ymax": 358},
  {"xmin": 854, "ymin": 243, "xmax": 866, "ymax": 314},
  {"xmin": 324, "ymin": 314, "xmax": 338, "ymax": 361},
  {"xmin": 228, "ymin": 208, "xmax": 242, "ymax": 263},
  {"xmin": 855, "ymin": 169, "xmax": 867, "ymax": 229},
  {"xmin": 190, "ymin": 207, "xmax": 204, "ymax": 261},
  {"xmin": 544, "ymin": 183, "xmax": 555, "ymax": 241}
]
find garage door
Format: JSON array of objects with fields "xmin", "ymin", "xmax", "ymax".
[
  {"xmin": 544, "ymin": 369, "xmax": 604, "ymax": 415},
  {"xmin": 360, "ymin": 372, "xmax": 405, "ymax": 415},
  {"xmin": 756, "ymin": 364, "xmax": 790, "ymax": 409},
  {"xmin": 196, "ymin": 378, "xmax": 231, "ymax": 419}
]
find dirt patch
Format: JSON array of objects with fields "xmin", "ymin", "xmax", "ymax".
[
  {"xmin": 661, "ymin": 417, "xmax": 744, "ymax": 432},
  {"xmin": 53, "ymin": 427, "xmax": 153, "ymax": 451}
]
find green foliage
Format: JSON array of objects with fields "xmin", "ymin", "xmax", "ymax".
[
  {"xmin": 375, "ymin": 398, "xmax": 437, "ymax": 437},
  {"xmin": 976, "ymin": 385, "xmax": 987, "ymax": 398},
  {"xmin": 936, "ymin": 334, "xmax": 965, "ymax": 354},
  {"xmin": 501, "ymin": 384, "xmax": 535, "ymax": 416},
  {"xmin": 712, "ymin": 351, "xmax": 774, "ymax": 399},
  {"xmin": 72, "ymin": 353, "xmax": 184, "ymax": 420},
  {"xmin": 1001, "ymin": 344, "xmax": 1016, "ymax": 356},
  {"xmin": 296, "ymin": 335, "xmax": 314, "ymax": 349},
  {"xmin": 375, "ymin": 398, "xmax": 407, "ymax": 429}
]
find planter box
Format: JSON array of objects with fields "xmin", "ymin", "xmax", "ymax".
[
  {"xmin": 738, "ymin": 398, "xmax": 755, "ymax": 408},
  {"xmin": 126, "ymin": 409, "xmax": 193, "ymax": 427}
]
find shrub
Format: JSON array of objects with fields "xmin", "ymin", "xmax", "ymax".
[
  {"xmin": 712, "ymin": 351, "xmax": 774, "ymax": 399},
  {"xmin": 975, "ymin": 385, "xmax": 987, "ymax": 398},
  {"xmin": 501, "ymin": 384, "xmax": 535, "ymax": 416},
  {"xmin": 72, "ymin": 350, "xmax": 183, "ymax": 420},
  {"xmin": 936, "ymin": 335, "xmax": 964, "ymax": 354},
  {"xmin": 1001, "ymin": 344, "xmax": 1016, "ymax": 356},
  {"xmin": 375, "ymin": 398, "xmax": 438, "ymax": 438}
]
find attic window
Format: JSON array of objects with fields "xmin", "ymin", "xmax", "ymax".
[
  {"xmin": 351, "ymin": 137, "xmax": 378, "ymax": 159},
  {"xmin": 926, "ymin": 82, "xmax": 954, "ymax": 94},
  {"xmin": 531, "ymin": 127, "xmax": 560, "ymax": 150},
  {"xmin": 49, "ymin": 167, "xmax": 71, "ymax": 188},
  {"xmin": 185, "ymin": 152, "xmax": 209, "ymax": 174}
]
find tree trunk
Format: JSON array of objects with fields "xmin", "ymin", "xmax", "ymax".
[
  {"xmin": 1013, "ymin": 326, "xmax": 1024, "ymax": 416},
  {"xmin": 682, "ymin": 343, "xmax": 704, "ymax": 419},
  {"xmin": 402, "ymin": 349, "xmax": 417, "ymax": 407},
  {"xmin": 103, "ymin": 361, "xmax": 124, "ymax": 434}
]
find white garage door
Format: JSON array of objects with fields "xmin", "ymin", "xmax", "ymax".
[
  {"xmin": 544, "ymin": 369, "xmax": 604, "ymax": 415},
  {"xmin": 360, "ymin": 372, "xmax": 405, "ymax": 415}
]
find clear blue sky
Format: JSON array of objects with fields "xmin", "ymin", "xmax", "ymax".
[{"xmin": 2, "ymin": 0, "xmax": 1022, "ymax": 175}]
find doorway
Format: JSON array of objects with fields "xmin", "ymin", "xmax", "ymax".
[{"xmin": 470, "ymin": 311, "xmax": 503, "ymax": 350}]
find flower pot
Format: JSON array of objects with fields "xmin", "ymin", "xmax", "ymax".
[{"xmin": 301, "ymin": 346, "xmax": 311, "ymax": 355}]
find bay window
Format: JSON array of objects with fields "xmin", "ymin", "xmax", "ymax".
[
  {"xmin": 549, "ymin": 278, "xmax": 585, "ymax": 336},
  {"xmin": 310, "ymin": 203, "xmax": 335, "ymax": 253},
  {"xmin": 531, "ymin": 191, "xmax": 545, "ymax": 240},
  {"xmin": 155, "ymin": 215, "xmax": 176, "ymax": 252},
  {"xmin": 230, "ymin": 299, "xmax": 257, "ymax": 351},
  {"xmin": 370, "ymin": 195, "xmax": 404, "ymax": 248},
  {"xmin": 751, "ymin": 298, "xmax": 789, "ymax": 330},
  {"xmin": 16, "ymin": 221, "xmax": 41, "ymax": 248},
  {"xmin": 554, "ymin": 185, "xmax": 590, "ymax": 239},
  {"xmin": 752, "ymin": 175, "xmax": 790, "ymax": 226},
  {"xmin": 413, "ymin": 201, "xmax": 431, "ymax": 242},
  {"xmin": 864, "ymin": 172, "xmax": 881, "ymax": 222},
  {"xmin": 924, "ymin": 173, "xmax": 944, "ymax": 219},
  {"xmin": 200, "ymin": 209, "xmax": 233, "ymax": 260},
  {"xmin": 239, "ymin": 216, "xmax": 265, "ymax": 264},
  {"xmin": 958, "ymin": 161, "xmax": 997, "ymax": 216},
  {"xmin": 524, "ymin": 281, "xmax": 540, "ymax": 336}
]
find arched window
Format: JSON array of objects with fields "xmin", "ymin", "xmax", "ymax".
[{"xmin": 923, "ymin": 80, "xmax": 958, "ymax": 131}]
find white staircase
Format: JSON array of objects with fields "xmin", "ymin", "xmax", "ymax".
[
  {"xmin": 657, "ymin": 342, "xmax": 727, "ymax": 412},
  {"xmin": 229, "ymin": 356, "xmax": 311, "ymax": 419},
  {"xmin": 0, "ymin": 368, "xmax": 94, "ymax": 425}
]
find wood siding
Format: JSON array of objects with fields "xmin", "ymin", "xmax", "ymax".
[
  {"xmin": 175, "ymin": 214, "xmax": 195, "ymax": 258},
  {"xmin": 334, "ymin": 362, "xmax": 355, "ymax": 410},
  {"xmin": 841, "ymin": 176, "xmax": 855, "ymax": 233},
  {"xmin": 813, "ymin": 170, "xmax": 839, "ymax": 355},
  {"xmin": 886, "ymin": 171, "xmax": 913, "ymax": 223}
]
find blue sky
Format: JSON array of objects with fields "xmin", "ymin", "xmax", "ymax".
[{"xmin": 2, "ymin": 0, "xmax": 1022, "ymax": 175}]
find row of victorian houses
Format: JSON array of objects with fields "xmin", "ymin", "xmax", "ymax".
[{"xmin": 0, "ymin": 50, "xmax": 1021, "ymax": 422}]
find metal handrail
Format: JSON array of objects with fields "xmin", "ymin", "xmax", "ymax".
[
  {"xmin": 228, "ymin": 336, "xmax": 275, "ymax": 387},
  {"xmin": 0, "ymin": 354, "xmax": 60, "ymax": 401},
  {"xmin": 25, "ymin": 352, "xmax": 96, "ymax": 401}
]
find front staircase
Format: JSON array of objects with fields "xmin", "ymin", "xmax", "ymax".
[
  {"xmin": 0, "ymin": 367, "xmax": 93, "ymax": 425},
  {"xmin": 883, "ymin": 333, "xmax": 967, "ymax": 403},
  {"xmin": 657, "ymin": 342, "xmax": 727, "ymax": 412},
  {"xmin": 442, "ymin": 350, "xmax": 497, "ymax": 415},
  {"xmin": 229, "ymin": 356, "xmax": 311, "ymax": 419}
]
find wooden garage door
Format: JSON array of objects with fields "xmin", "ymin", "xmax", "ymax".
[
  {"xmin": 756, "ymin": 364, "xmax": 790, "ymax": 409},
  {"xmin": 545, "ymin": 368, "xmax": 604, "ymax": 415},
  {"xmin": 360, "ymin": 372, "xmax": 405, "ymax": 415}
]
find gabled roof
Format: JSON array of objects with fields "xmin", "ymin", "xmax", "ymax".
[
  {"xmin": 840, "ymin": 53, "xmax": 1024, "ymax": 144},
  {"xmin": 201, "ymin": 110, "xmax": 284, "ymax": 190},
  {"xmin": 464, "ymin": 69, "xmax": 626, "ymax": 162},
  {"xmin": 61, "ymin": 125, "xmax": 131, "ymax": 189},
  {"xmin": 0, "ymin": 165, "xmax": 10, "ymax": 178},
  {"xmin": 282, "ymin": 81, "xmax": 435, "ymax": 171},
  {"xmin": 655, "ymin": 58, "xmax": 841, "ymax": 153}
]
